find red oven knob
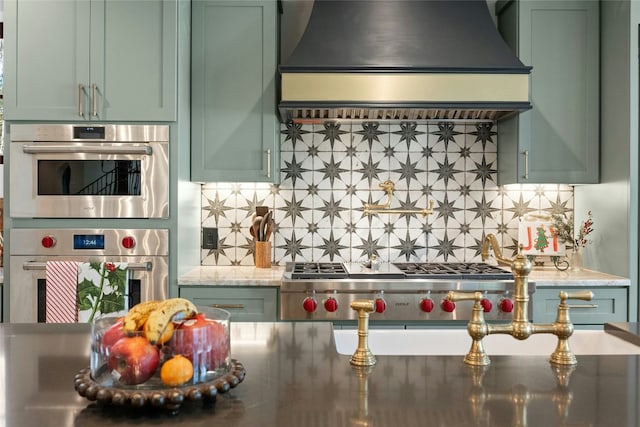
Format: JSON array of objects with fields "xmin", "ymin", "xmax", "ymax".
[
  {"xmin": 499, "ymin": 298, "xmax": 514, "ymax": 313},
  {"xmin": 480, "ymin": 298, "xmax": 493, "ymax": 313},
  {"xmin": 420, "ymin": 298, "xmax": 435, "ymax": 313},
  {"xmin": 441, "ymin": 299, "xmax": 456, "ymax": 313},
  {"xmin": 41, "ymin": 235, "xmax": 56, "ymax": 248},
  {"xmin": 303, "ymin": 297, "xmax": 318, "ymax": 313},
  {"xmin": 122, "ymin": 236, "xmax": 136, "ymax": 249},
  {"xmin": 374, "ymin": 298, "xmax": 387, "ymax": 313},
  {"xmin": 324, "ymin": 297, "xmax": 338, "ymax": 312}
]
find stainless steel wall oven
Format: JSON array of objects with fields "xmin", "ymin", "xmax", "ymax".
[
  {"xmin": 9, "ymin": 228, "xmax": 168, "ymax": 323},
  {"xmin": 9, "ymin": 124, "xmax": 169, "ymax": 218}
]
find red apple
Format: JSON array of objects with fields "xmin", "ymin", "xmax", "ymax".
[
  {"xmin": 108, "ymin": 336, "xmax": 160, "ymax": 385},
  {"xmin": 102, "ymin": 318, "xmax": 125, "ymax": 352}
]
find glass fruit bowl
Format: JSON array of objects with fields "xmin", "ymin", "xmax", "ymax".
[
  {"xmin": 90, "ymin": 305, "xmax": 231, "ymax": 389},
  {"xmin": 76, "ymin": 304, "xmax": 245, "ymax": 414}
]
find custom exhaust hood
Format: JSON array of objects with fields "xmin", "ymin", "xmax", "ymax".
[{"xmin": 279, "ymin": 0, "xmax": 532, "ymax": 123}]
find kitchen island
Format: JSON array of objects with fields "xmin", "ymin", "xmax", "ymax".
[{"xmin": 2, "ymin": 322, "xmax": 640, "ymax": 427}]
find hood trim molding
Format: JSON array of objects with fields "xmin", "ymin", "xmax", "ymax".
[
  {"xmin": 281, "ymin": 73, "xmax": 529, "ymax": 104},
  {"xmin": 280, "ymin": 72, "xmax": 530, "ymax": 123}
]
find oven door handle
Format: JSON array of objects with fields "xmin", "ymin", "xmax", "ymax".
[
  {"xmin": 22, "ymin": 145, "xmax": 153, "ymax": 155},
  {"xmin": 22, "ymin": 261, "xmax": 153, "ymax": 271}
]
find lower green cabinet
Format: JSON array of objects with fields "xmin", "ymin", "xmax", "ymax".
[
  {"xmin": 179, "ymin": 287, "xmax": 278, "ymax": 322},
  {"xmin": 532, "ymin": 287, "xmax": 627, "ymax": 326}
]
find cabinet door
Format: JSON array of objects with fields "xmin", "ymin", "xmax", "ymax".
[
  {"xmin": 94, "ymin": 0, "xmax": 177, "ymax": 121},
  {"xmin": 532, "ymin": 287, "xmax": 628, "ymax": 325},
  {"xmin": 497, "ymin": 0, "xmax": 599, "ymax": 184},
  {"xmin": 4, "ymin": 0, "xmax": 91, "ymax": 120},
  {"xmin": 179, "ymin": 287, "xmax": 278, "ymax": 322},
  {"xmin": 191, "ymin": 0, "xmax": 278, "ymax": 183}
]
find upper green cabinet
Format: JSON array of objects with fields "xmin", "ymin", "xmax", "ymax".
[
  {"xmin": 4, "ymin": 0, "xmax": 177, "ymax": 121},
  {"xmin": 191, "ymin": 0, "xmax": 279, "ymax": 183},
  {"xmin": 496, "ymin": 0, "xmax": 599, "ymax": 184}
]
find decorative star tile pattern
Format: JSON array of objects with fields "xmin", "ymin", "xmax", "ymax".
[{"xmin": 200, "ymin": 122, "xmax": 574, "ymax": 265}]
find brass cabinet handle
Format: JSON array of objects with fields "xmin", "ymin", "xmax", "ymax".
[
  {"xmin": 523, "ymin": 150, "xmax": 529, "ymax": 180},
  {"xmin": 210, "ymin": 303, "xmax": 245, "ymax": 309},
  {"xmin": 78, "ymin": 84, "xmax": 85, "ymax": 117},
  {"xmin": 91, "ymin": 83, "xmax": 98, "ymax": 117},
  {"xmin": 266, "ymin": 149, "xmax": 271, "ymax": 178}
]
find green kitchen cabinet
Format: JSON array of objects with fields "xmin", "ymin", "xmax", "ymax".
[
  {"xmin": 495, "ymin": 0, "xmax": 599, "ymax": 184},
  {"xmin": 532, "ymin": 287, "xmax": 628, "ymax": 326},
  {"xmin": 4, "ymin": 0, "xmax": 177, "ymax": 121},
  {"xmin": 179, "ymin": 286, "xmax": 279, "ymax": 322},
  {"xmin": 191, "ymin": 0, "xmax": 279, "ymax": 183}
]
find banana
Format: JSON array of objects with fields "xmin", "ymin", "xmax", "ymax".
[
  {"xmin": 144, "ymin": 298, "xmax": 198, "ymax": 345},
  {"xmin": 122, "ymin": 300, "xmax": 162, "ymax": 334}
]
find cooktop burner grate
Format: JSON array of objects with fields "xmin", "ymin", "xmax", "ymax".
[
  {"xmin": 289, "ymin": 262, "xmax": 349, "ymax": 279},
  {"xmin": 393, "ymin": 262, "xmax": 513, "ymax": 280}
]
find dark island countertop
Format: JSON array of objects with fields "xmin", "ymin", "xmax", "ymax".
[{"xmin": 3, "ymin": 322, "xmax": 640, "ymax": 427}]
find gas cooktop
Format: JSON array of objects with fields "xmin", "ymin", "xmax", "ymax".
[{"xmin": 285, "ymin": 262, "xmax": 513, "ymax": 280}]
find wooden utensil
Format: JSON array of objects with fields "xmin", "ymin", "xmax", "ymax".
[
  {"xmin": 253, "ymin": 216, "xmax": 263, "ymax": 241},
  {"xmin": 264, "ymin": 217, "xmax": 274, "ymax": 241},
  {"xmin": 260, "ymin": 211, "xmax": 272, "ymax": 242}
]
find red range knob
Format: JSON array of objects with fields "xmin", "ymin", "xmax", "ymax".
[
  {"xmin": 324, "ymin": 297, "xmax": 338, "ymax": 312},
  {"xmin": 441, "ymin": 299, "xmax": 456, "ymax": 313},
  {"xmin": 302, "ymin": 297, "xmax": 318, "ymax": 313},
  {"xmin": 420, "ymin": 298, "xmax": 435, "ymax": 313},
  {"xmin": 500, "ymin": 298, "xmax": 514, "ymax": 313},
  {"xmin": 122, "ymin": 236, "xmax": 136, "ymax": 249},
  {"xmin": 480, "ymin": 298, "xmax": 493, "ymax": 313},
  {"xmin": 374, "ymin": 298, "xmax": 386, "ymax": 314},
  {"xmin": 41, "ymin": 235, "xmax": 56, "ymax": 248}
]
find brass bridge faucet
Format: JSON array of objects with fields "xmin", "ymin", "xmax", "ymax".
[{"xmin": 447, "ymin": 234, "xmax": 596, "ymax": 366}]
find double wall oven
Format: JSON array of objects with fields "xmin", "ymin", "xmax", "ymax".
[
  {"xmin": 281, "ymin": 262, "xmax": 535, "ymax": 324},
  {"xmin": 6, "ymin": 123, "xmax": 171, "ymax": 323}
]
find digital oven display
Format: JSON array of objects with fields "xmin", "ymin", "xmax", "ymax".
[
  {"xmin": 73, "ymin": 126, "xmax": 105, "ymax": 139},
  {"xmin": 73, "ymin": 234, "xmax": 105, "ymax": 250}
]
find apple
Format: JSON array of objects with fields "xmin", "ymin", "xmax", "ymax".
[
  {"xmin": 108, "ymin": 336, "xmax": 160, "ymax": 385},
  {"xmin": 102, "ymin": 318, "xmax": 125, "ymax": 353}
]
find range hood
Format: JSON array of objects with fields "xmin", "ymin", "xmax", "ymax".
[{"xmin": 279, "ymin": 0, "xmax": 532, "ymax": 123}]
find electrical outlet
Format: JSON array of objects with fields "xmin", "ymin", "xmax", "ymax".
[{"xmin": 202, "ymin": 228, "xmax": 218, "ymax": 250}]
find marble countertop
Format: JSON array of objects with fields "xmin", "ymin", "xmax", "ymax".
[
  {"xmin": 178, "ymin": 265, "xmax": 629, "ymax": 288},
  {"xmin": 4, "ymin": 322, "xmax": 640, "ymax": 426},
  {"xmin": 179, "ymin": 265, "xmax": 285, "ymax": 286}
]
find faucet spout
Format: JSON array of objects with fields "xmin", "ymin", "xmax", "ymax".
[{"xmin": 481, "ymin": 233, "xmax": 513, "ymax": 266}]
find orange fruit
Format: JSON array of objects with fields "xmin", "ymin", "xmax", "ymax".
[
  {"xmin": 160, "ymin": 355, "xmax": 194, "ymax": 386},
  {"xmin": 144, "ymin": 320, "xmax": 175, "ymax": 345}
]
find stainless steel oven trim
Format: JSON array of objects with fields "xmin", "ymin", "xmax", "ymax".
[{"xmin": 9, "ymin": 124, "xmax": 169, "ymax": 219}]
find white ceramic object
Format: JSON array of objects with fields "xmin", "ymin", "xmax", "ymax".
[{"xmin": 333, "ymin": 329, "xmax": 640, "ymax": 356}]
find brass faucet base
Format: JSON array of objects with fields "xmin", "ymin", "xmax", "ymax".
[
  {"xmin": 464, "ymin": 339, "xmax": 491, "ymax": 366},
  {"xmin": 351, "ymin": 349, "xmax": 377, "ymax": 367},
  {"xmin": 550, "ymin": 339, "xmax": 578, "ymax": 365}
]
